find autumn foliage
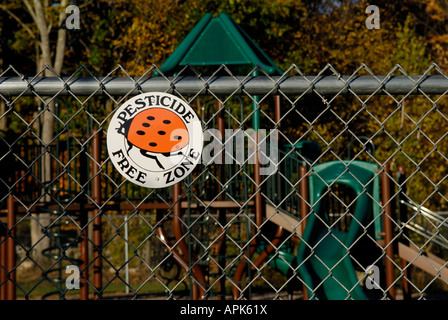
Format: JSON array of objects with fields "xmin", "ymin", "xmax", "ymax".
[{"xmin": 1, "ymin": 0, "xmax": 448, "ymax": 211}]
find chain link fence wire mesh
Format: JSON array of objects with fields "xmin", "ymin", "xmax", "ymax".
[{"xmin": 0, "ymin": 63, "xmax": 447, "ymax": 300}]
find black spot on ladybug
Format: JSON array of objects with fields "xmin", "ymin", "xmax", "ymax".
[
  {"xmin": 136, "ymin": 130, "xmax": 145, "ymax": 135},
  {"xmin": 142, "ymin": 123, "xmax": 150, "ymax": 127},
  {"xmin": 173, "ymin": 135, "xmax": 182, "ymax": 140},
  {"xmin": 163, "ymin": 120, "xmax": 171, "ymax": 124},
  {"xmin": 149, "ymin": 142, "xmax": 157, "ymax": 147},
  {"xmin": 147, "ymin": 116, "xmax": 155, "ymax": 120},
  {"xmin": 158, "ymin": 131, "xmax": 166, "ymax": 135}
]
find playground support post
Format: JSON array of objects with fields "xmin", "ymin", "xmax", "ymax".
[
  {"xmin": 251, "ymin": 97, "xmax": 285, "ymax": 266},
  {"xmin": 6, "ymin": 195, "xmax": 16, "ymax": 300},
  {"xmin": 397, "ymin": 165, "xmax": 411, "ymax": 299},
  {"xmin": 381, "ymin": 163, "xmax": 395, "ymax": 299},
  {"xmin": 92, "ymin": 130, "xmax": 103, "ymax": 299},
  {"xmin": 299, "ymin": 166, "xmax": 309, "ymax": 300},
  {"xmin": 249, "ymin": 95, "xmax": 285, "ymax": 288},
  {"xmin": 232, "ymin": 96, "xmax": 281, "ymax": 300},
  {"xmin": 79, "ymin": 144, "xmax": 89, "ymax": 300},
  {"xmin": 79, "ymin": 209, "xmax": 89, "ymax": 300},
  {"xmin": 216, "ymin": 102, "xmax": 227, "ymax": 300},
  {"xmin": 252, "ymin": 69, "xmax": 263, "ymax": 231},
  {"xmin": 0, "ymin": 220, "xmax": 6, "ymax": 300}
]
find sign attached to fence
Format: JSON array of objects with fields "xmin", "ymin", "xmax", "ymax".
[{"xmin": 107, "ymin": 92, "xmax": 203, "ymax": 188}]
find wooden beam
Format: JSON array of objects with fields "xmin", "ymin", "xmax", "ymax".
[
  {"xmin": 398, "ymin": 242, "xmax": 448, "ymax": 282},
  {"xmin": 265, "ymin": 204, "xmax": 302, "ymax": 238}
]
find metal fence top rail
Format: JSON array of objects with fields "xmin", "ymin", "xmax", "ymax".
[{"xmin": 1, "ymin": 74, "xmax": 448, "ymax": 97}]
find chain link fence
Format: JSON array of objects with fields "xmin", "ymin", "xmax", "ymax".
[{"xmin": 0, "ymin": 63, "xmax": 447, "ymax": 300}]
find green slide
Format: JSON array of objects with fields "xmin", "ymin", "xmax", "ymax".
[{"xmin": 296, "ymin": 160, "xmax": 381, "ymax": 300}]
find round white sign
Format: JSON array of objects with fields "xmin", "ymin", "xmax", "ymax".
[{"xmin": 107, "ymin": 92, "xmax": 203, "ymax": 188}]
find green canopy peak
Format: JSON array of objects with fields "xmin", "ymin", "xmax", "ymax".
[{"xmin": 154, "ymin": 12, "xmax": 282, "ymax": 76}]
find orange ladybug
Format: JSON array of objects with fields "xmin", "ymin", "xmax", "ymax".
[{"xmin": 117, "ymin": 108, "xmax": 189, "ymax": 169}]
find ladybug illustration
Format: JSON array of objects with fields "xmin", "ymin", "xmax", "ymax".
[{"xmin": 117, "ymin": 107, "xmax": 189, "ymax": 169}]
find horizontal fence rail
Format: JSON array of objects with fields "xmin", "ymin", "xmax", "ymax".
[{"xmin": 2, "ymin": 75, "xmax": 448, "ymax": 97}]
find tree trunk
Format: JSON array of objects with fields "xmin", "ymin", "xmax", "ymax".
[{"xmin": 27, "ymin": 0, "xmax": 67, "ymax": 265}]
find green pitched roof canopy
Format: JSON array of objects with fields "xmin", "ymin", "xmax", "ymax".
[{"xmin": 154, "ymin": 13, "xmax": 282, "ymax": 76}]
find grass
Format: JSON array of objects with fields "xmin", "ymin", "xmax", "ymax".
[{"xmin": 15, "ymin": 273, "xmax": 191, "ymax": 300}]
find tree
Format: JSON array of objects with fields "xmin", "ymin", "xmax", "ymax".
[{"xmin": 1, "ymin": 0, "xmax": 69, "ymax": 262}]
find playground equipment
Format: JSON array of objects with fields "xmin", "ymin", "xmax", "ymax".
[
  {"xmin": 253, "ymin": 136, "xmax": 386, "ymax": 300},
  {"xmin": 296, "ymin": 160, "xmax": 382, "ymax": 300},
  {"xmin": 260, "ymin": 155, "xmax": 448, "ymax": 300},
  {"xmin": 258, "ymin": 136, "xmax": 433, "ymax": 300},
  {"xmin": 1, "ymin": 13, "xmax": 448, "ymax": 302}
]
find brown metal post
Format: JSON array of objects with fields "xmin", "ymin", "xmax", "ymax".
[
  {"xmin": 397, "ymin": 165, "xmax": 410, "ymax": 299},
  {"xmin": 79, "ymin": 212, "xmax": 89, "ymax": 300},
  {"xmin": 299, "ymin": 166, "xmax": 309, "ymax": 300},
  {"xmin": 252, "ymin": 95, "xmax": 284, "ymax": 276},
  {"xmin": 0, "ymin": 220, "xmax": 6, "ymax": 300},
  {"xmin": 274, "ymin": 96, "xmax": 281, "ymax": 203},
  {"xmin": 274, "ymin": 95, "xmax": 281, "ymax": 127},
  {"xmin": 253, "ymin": 106, "xmax": 263, "ymax": 300},
  {"xmin": 381, "ymin": 163, "xmax": 395, "ymax": 299},
  {"xmin": 233, "ymin": 102, "xmax": 264, "ymax": 299},
  {"xmin": 79, "ymin": 139, "xmax": 89, "ymax": 300},
  {"xmin": 232, "ymin": 96, "xmax": 283, "ymax": 300},
  {"xmin": 92, "ymin": 131, "xmax": 102, "ymax": 299},
  {"xmin": 216, "ymin": 101, "xmax": 227, "ymax": 300},
  {"xmin": 6, "ymin": 195, "xmax": 16, "ymax": 300},
  {"xmin": 299, "ymin": 167, "xmax": 309, "ymax": 235},
  {"xmin": 243, "ymin": 96, "xmax": 284, "ymax": 271}
]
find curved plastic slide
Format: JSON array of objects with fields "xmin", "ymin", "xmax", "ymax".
[{"xmin": 297, "ymin": 160, "xmax": 381, "ymax": 300}]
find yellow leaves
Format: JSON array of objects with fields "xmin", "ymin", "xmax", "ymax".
[
  {"xmin": 428, "ymin": 34, "xmax": 448, "ymax": 44},
  {"xmin": 425, "ymin": 0, "xmax": 447, "ymax": 21}
]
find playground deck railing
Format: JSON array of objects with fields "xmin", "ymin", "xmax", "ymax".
[{"xmin": 0, "ymin": 63, "xmax": 447, "ymax": 300}]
